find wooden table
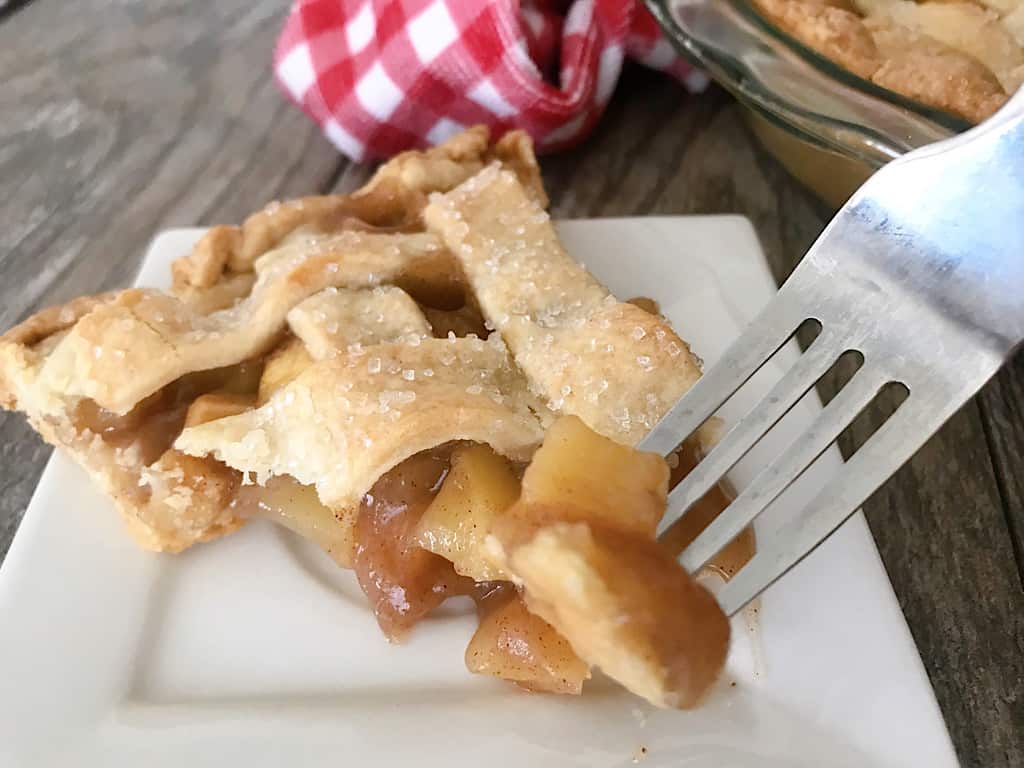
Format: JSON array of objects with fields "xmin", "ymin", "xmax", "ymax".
[{"xmin": 0, "ymin": 2, "xmax": 1020, "ymax": 764}]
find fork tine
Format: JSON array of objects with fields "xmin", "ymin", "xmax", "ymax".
[
  {"xmin": 714, "ymin": 391, "xmax": 942, "ymax": 616},
  {"xmin": 640, "ymin": 299, "xmax": 806, "ymax": 456},
  {"xmin": 677, "ymin": 364, "xmax": 888, "ymax": 574},
  {"xmin": 657, "ymin": 331, "xmax": 845, "ymax": 534}
]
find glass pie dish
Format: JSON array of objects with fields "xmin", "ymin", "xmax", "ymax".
[{"xmin": 647, "ymin": 0, "xmax": 984, "ymax": 206}]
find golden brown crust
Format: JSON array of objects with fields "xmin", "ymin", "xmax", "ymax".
[
  {"xmin": 171, "ymin": 226, "xmax": 241, "ymax": 290},
  {"xmin": 752, "ymin": 0, "xmax": 1022, "ymax": 121},
  {"xmin": 33, "ymin": 232, "xmax": 450, "ymax": 415},
  {"xmin": 170, "ymin": 127, "xmax": 547, "ymax": 299},
  {"xmin": 869, "ymin": 20, "xmax": 1010, "ymax": 121},
  {"xmin": 485, "ymin": 492, "xmax": 730, "ymax": 710},
  {"xmin": 1006, "ymin": 7, "xmax": 1024, "ymax": 47},
  {"xmin": 753, "ymin": 0, "xmax": 882, "ymax": 78},
  {"xmin": 0, "ymin": 345, "xmax": 31, "ymax": 411},
  {"xmin": 424, "ymin": 164, "xmax": 704, "ymax": 446},
  {"xmin": 0, "ymin": 293, "xmax": 120, "ymax": 409},
  {"xmin": 286, "ymin": 286, "xmax": 431, "ymax": 360},
  {"xmin": 229, "ymin": 192, "xmax": 422, "ymax": 273},
  {"xmin": 869, "ymin": 2, "xmax": 1023, "ymax": 91},
  {"xmin": 28, "ymin": 408, "xmax": 243, "ymax": 552},
  {"xmin": 171, "ymin": 194, "xmax": 412, "ymax": 294},
  {"xmin": 0, "ymin": 292, "xmax": 118, "ymax": 349},
  {"xmin": 137, "ymin": 450, "xmax": 244, "ymax": 549},
  {"xmin": 490, "ymin": 131, "xmax": 549, "ymax": 208},
  {"xmin": 173, "ymin": 271, "xmax": 258, "ymax": 315},
  {"xmin": 170, "ymin": 126, "xmax": 497, "ymax": 295},
  {"xmin": 175, "ymin": 337, "xmax": 550, "ymax": 510},
  {"xmin": 358, "ymin": 124, "xmax": 491, "ymax": 202}
]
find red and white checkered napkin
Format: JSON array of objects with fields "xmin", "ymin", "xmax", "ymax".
[{"xmin": 274, "ymin": 0, "xmax": 707, "ymax": 162}]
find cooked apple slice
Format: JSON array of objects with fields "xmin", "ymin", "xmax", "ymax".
[
  {"xmin": 466, "ymin": 586, "xmax": 590, "ymax": 694},
  {"xmin": 626, "ymin": 296, "xmax": 660, "ymax": 315},
  {"xmin": 208, "ymin": 358, "xmax": 264, "ymax": 397},
  {"xmin": 485, "ymin": 415, "xmax": 729, "ymax": 708},
  {"xmin": 494, "ymin": 519, "xmax": 729, "ymax": 709},
  {"xmin": 415, "ymin": 443, "xmax": 520, "ymax": 581},
  {"xmin": 257, "ymin": 337, "xmax": 313, "ymax": 403},
  {"xmin": 517, "ymin": 415, "xmax": 668, "ymax": 537},
  {"xmin": 355, "ymin": 446, "xmax": 474, "ymax": 641},
  {"xmin": 234, "ymin": 475, "xmax": 357, "ymax": 567},
  {"xmin": 184, "ymin": 392, "xmax": 256, "ymax": 428}
]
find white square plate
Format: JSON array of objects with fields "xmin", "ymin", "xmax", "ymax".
[{"xmin": 0, "ymin": 218, "xmax": 958, "ymax": 768}]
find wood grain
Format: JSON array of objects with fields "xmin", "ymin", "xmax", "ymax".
[
  {"xmin": 979, "ymin": 357, "xmax": 1024, "ymax": 590},
  {"xmin": 0, "ymin": 5, "xmax": 1020, "ymax": 764},
  {"xmin": 0, "ymin": 0, "xmax": 343, "ymax": 557}
]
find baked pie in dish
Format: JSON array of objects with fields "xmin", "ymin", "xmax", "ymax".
[
  {"xmin": 0, "ymin": 127, "xmax": 748, "ymax": 709},
  {"xmin": 752, "ymin": 0, "xmax": 1024, "ymax": 122}
]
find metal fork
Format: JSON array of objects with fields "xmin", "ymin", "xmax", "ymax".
[{"xmin": 640, "ymin": 89, "xmax": 1024, "ymax": 617}]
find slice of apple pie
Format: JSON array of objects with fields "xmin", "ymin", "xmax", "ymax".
[{"xmin": 0, "ymin": 127, "xmax": 742, "ymax": 709}]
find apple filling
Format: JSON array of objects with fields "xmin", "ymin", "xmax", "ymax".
[
  {"xmin": 233, "ymin": 476, "xmax": 356, "ymax": 568},
  {"xmin": 354, "ymin": 444, "xmax": 475, "ymax": 640},
  {"xmin": 69, "ymin": 335, "xmax": 747, "ymax": 705},
  {"xmin": 220, "ymin": 412, "xmax": 744, "ymax": 706},
  {"xmin": 352, "ymin": 434, "xmax": 596, "ymax": 692},
  {"xmin": 66, "ymin": 291, "xmax": 742, "ymax": 704},
  {"xmin": 466, "ymin": 583, "xmax": 591, "ymax": 695},
  {"xmin": 74, "ymin": 359, "xmax": 262, "ymax": 464}
]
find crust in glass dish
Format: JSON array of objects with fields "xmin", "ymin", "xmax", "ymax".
[{"xmin": 750, "ymin": 0, "xmax": 1023, "ymax": 122}]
